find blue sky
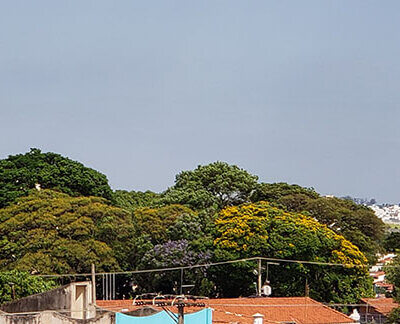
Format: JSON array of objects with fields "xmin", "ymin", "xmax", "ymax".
[{"xmin": 1, "ymin": 1, "xmax": 399, "ymax": 203}]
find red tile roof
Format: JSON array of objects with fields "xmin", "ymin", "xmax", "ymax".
[
  {"xmin": 97, "ymin": 297, "xmax": 355, "ymax": 324},
  {"xmin": 378, "ymin": 257, "xmax": 393, "ymax": 264},
  {"xmin": 374, "ymin": 282, "xmax": 393, "ymax": 289},
  {"xmin": 361, "ymin": 298, "xmax": 399, "ymax": 315},
  {"xmin": 369, "ymin": 271, "xmax": 385, "ymax": 277}
]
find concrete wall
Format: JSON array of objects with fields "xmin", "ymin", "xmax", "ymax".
[
  {"xmin": 0, "ymin": 313, "xmax": 41, "ymax": 324},
  {"xmin": 0, "ymin": 311, "xmax": 114, "ymax": 324},
  {"xmin": 0, "ymin": 282, "xmax": 114, "ymax": 324},
  {"xmin": 0, "ymin": 282, "xmax": 95, "ymax": 320},
  {"xmin": 0, "ymin": 285, "xmax": 71, "ymax": 314}
]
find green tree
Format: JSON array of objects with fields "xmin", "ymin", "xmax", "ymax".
[
  {"xmin": 281, "ymin": 196, "xmax": 384, "ymax": 262},
  {"xmin": 163, "ymin": 162, "xmax": 258, "ymax": 210},
  {"xmin": 0, "ymin": 190, "xmax": 134, "ymax": 274},
  {"xmin": 213, "ymin": 201, "xmax": 373, "ymax": 303},
  {"xmin": 383, "ymin": 232, "xmax": 400, "ymax": 252},
  {"xmin": 0, "ymin": 270, "xmax": 56, "ymax": 304},
  {"xmin": 386, "ymin": 308, "xmax": 400, "ymax": 324},
  {"xmin": 251, "ymin": 183, "xmax": 385, "ymax": 263},
  {"xmin": 385, "ymin": 257, "xmax": 400, "ymax": 300},
  {"xmin": 384, "ymin": 257, "xmax": 400, "ymax": 323},
  {"xmin": 251, "ymin": 182, "xmax": 319, "ymax": 202},
  {"xmin": 121, "ymin": 207, "xmax": 216, "ymax": 298},
  {"xmin": 114, "ymin": 190, "xmax": 161, "ymax": 212},
  {"xmin": 0, "ymin": 148, "xmax": 113, "ymax": 208},
  {"xmin": 133, "ymin": 204, "xmax": 197, "ymax": 244},
  {"xmin": 138, "ymin": 240, "xmax": 214, "ymax": 296}
]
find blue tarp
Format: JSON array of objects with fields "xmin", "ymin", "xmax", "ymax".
[{"xmin": 116, "ymin": 308, "xmax": 212, "ymax": 324}]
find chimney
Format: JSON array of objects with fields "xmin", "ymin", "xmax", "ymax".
[
  {"xmin": 253, "ymin": 313, "xmax": 264, "ymax": 324},
  {"xmin": 349, "ymin": 309, "xmax": 360, "ymax": 323}
]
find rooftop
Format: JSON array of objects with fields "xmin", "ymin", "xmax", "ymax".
[
  {"xmin": 97, "ymin": 297, "xmax": 355, "ymax": 324},
  {"xmin": 361, "ymin": 298, "xmax": 399, "ymax": 315}
]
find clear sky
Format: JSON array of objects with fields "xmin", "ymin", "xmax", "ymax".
[{"xmin": 1, "ymin": 1, "xmax": 399, "ymax": 203}]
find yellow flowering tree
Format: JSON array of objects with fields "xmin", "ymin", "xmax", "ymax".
[{"xmin": 213, "ymin": 201, "xmax": 373, "ymax": 303}]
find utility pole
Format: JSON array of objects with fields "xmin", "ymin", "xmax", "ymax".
[
  {"xmin": 91, "ymin": 264, "xmax": 96, "ymax": 304},
  {"xmin": 180, "ymin": 268, "xmax": 184, "ymax": 295},
  {"xmin": 305, "ymin": 278, "xmax": 309, "ymax": 297},
  {"xmin": 257, "ymin": 258, "xmax": 262, "ymax": 296},
  {"xmin": 177, "ymin": 303, "xmax": 185, "ymax": 324},
  {"xmin": 134, "ymin": 297, "xmax": 205, "ymax": 324},
  {"xmin": 266, "ymin": 262, "xmax": 280, "ymax": 283}
]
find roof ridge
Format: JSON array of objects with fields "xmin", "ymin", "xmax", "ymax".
[{"xmin": 318, "ymin": 302, "xmax": 355, "ymax": 322}]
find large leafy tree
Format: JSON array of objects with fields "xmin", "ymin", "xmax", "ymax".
[
  {"xmin": 120, "ymin": 206, "xmax": 216, "ymax": 298},
  {"xmin": 213, "ymin": 201, "xmax": 373, "ymax": 303},
  {"xmin": 385, "ymin": 257, "xmax": 400, "ymax": 300},
  {"xmin": 0, "ymin": 270, "xmax": 56, "ymax": 304},
  {"xmin": 163, "ymin": 162, "xmax": 258, "ymax": 210},
  {"xmin": 383, "ymin": 232, "xmax": 400, "ymax": 253},
  {"xmin": 114, "ymin": 190, "xmax": 162, "ymax": 212},
  {"xmin": 251, "ymin": 182, "xmax": 319, "ymax": 202},
  {"xmin": 138, "ymin": 240, "xmax": 213, "ymax": 296},
  {"xmin": 0, "ymin": 190, "xmax": 134, "ymax": 274},
  {"xmin": 252, "ymin": 183, "xmax": 385, "ymax": 262},
  {"xmin": 384, "ymin": 257, "xmax": 400, "ymax": 323},
  {"xmin": 0, "ymin": 148, "xmax": 113, "ymax": 208},
  {"xmin": 281, "ymin": 196, "xmax": 384, "ymax": 262},
  {"xmin": 133, "ymin": 204, "xmax": 198, "ymax": 244}
]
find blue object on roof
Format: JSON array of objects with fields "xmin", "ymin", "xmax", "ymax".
[{"xmin": 116, "ymin": 308, "xmax": 212, "ymax": 324}]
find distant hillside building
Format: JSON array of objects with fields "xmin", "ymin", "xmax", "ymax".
[{"xmin": 369, "ymin": 253, "xmax": 396, "ymax": 297}]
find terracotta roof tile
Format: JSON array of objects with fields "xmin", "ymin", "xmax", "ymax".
[
  {"xmin": 361, "ymin": 298, "xmax": 399, "ymax": 315},
  {"xmin": 97, "ymin": 297, "xmax": 354, "ymax": 324},
  {"xmin": 369, "ymin": 271, "xmax": 385, "ymax": 276}
]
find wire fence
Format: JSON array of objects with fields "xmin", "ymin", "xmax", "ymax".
[
  {"xmin": 27, "ymin": 255, "xmax": 396, "ymax": 303},
  {"xmin": 33, "ymin": 256, "xmax": 400, "ymax": 278}
]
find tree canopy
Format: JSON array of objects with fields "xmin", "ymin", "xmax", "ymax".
[
  {"xmin": 138, "ymin": 239, "xmax": 213, "ymax": 296},
  {"xmin": 213, "ymin": 201, "xmax": 373, "ymax": 302},
  {"xmin": 251, "ymin": 182, "xmax": 319, "ymax": 202},
  {"xmin": 114, "ymin": 190, "xmax": 162, "ymax": 212},
  {"xmin": 0, "ymin": 151, "xmax": 380, "ymax": 303},
  {"xmin": 385, "ymin": 257, "xmax": 400, "ymax": 300},
  {"xmin": 0, "ymin": 270, "xmax": 56, "ymax": 304},
  {"xmin": 0, "ymin": 189, "xmax": 133, "ymax": 274},
  {"xmin": 384, "ymin": 256, "xmax": 400, "ymax": 322},
  {"xmin": 133, "ymin": 204, "xmax": 198, "ymax": 244},
  {"xmin": 383, "ymin": 232, "xmax": 400, "ymax": 253},
  {"xmin": 251, "ymin": 183, "xmax": 385, "ymax": 262},
  {"xmin": 0, "ymin": 148, "xmax": 113, "ymax": 208},
  {"xmin": 163, "ymin": 162, "xmax": 258, "ymax": 210}
]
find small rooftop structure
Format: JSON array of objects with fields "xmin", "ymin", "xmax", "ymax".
[{"xmin": 0, "ymin": 281, "xmax": 114, "ymax": 324}]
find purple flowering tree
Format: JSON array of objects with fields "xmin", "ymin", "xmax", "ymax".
[{"xmin": 136, "ymin": 240, "xmax": 214, "ymax": 296}]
